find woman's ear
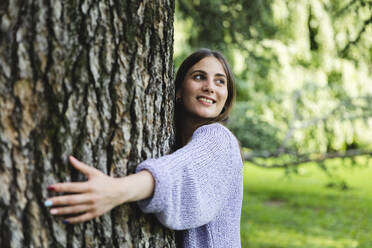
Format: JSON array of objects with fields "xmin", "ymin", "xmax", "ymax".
[{"xmin": 176, "ymin": 89, "xmax": 182, "ymax": 99}]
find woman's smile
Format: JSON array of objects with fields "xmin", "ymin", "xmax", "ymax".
[{"xmin": 197, "ymin": 96, "xmax": 215, "ymax": 105}]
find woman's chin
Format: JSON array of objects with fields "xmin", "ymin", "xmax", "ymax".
[
  {"xmin": 193, "ymin": 112, "xmax": 219, "ymax": 120},
  {"xmin": 184, "ymin": 108, "xmax": 221, "ymax": 122}
]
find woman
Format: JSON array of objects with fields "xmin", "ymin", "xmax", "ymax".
[{"xmin": 45, "ymin": 49, "xmax": 243, "ymax": 248}]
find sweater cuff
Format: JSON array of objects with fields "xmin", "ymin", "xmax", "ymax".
[{"xmin": 135, "ymin": 158, "xmax": 170, "ymax": 213}]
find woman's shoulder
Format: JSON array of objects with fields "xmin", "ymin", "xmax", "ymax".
[
  {"xmin": 192, "ymin": 123, "xmax": 243, "ymax": 167},
  {"xmin": 193, "ymin": 122, "xmax": 239, "ymax": 146}
]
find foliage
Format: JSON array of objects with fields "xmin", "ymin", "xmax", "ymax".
[
  {"xmin": 175, "ymin": 0, "xmax": 372, "ymax": 170},
  {"xmin": 228, "ymin": 102, "xmax": 282, "ymax": 152}
]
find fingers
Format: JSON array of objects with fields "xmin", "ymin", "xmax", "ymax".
[
  {"xmin": 50, "ymin": 204, "xmax": 91, "ymax": 216},
  {"xmin": 48, "ymin": 181, "xmax": 90, "ymax": 193},
  {"xmin": 68, "ymin": 155, "xmax": 99, "ymax": 177},
  {"xmin": 47, "ymin": 156, "xmax": 103, "ymax": 193},
  {"xmin": 65, "ymin": 212, "xmax": 96, "ymax": 224},
  {"xmin": 46, "ymin": 156, "xmax": 108, "ymax": 225},
  {"xmin": 46, "ymin": 193, "xmax": 93, "ymax": 207}
]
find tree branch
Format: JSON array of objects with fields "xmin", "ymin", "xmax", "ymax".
[
  {"xmin": 243, "ymin": 149, "xmax": 372, "ymax": 168},
  {"xmin": 341, "ymin": 14, "xmax": 372, "ymax": 56},
  {"xmin": 272, "ymin": 92, "xmax": 372, "ymax": 156},
  {"xmin": 335, "ymin": 0, "xmax": 359, "ymax": 17}
]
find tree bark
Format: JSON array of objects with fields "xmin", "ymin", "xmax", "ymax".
[{"xmin": 0, "ymin": 0, "xmax": 175, "ymax": 247}]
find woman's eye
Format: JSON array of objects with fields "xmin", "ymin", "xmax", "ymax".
[
  {"xmin": 193, "ymin": 74, "xmax": 205, "ymax": 80},
  {"xmin": 216, "ymin": 79, "xmax": 225, "ymax": 84}
]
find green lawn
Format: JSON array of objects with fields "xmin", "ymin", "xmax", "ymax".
[{"xmin": 241, "ymin": 158, "xmax": 372, "ymax": 248}]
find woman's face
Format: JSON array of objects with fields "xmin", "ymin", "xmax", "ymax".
[{"xmin": 177, "ymin": 56, "xmax": 228, "ymax": 121}]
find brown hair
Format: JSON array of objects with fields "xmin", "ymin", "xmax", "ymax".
[{"xmin": 174, "ymin": 48, "xmax": 236, "ymax": 148}]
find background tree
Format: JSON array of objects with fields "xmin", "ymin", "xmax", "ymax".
[
  {"xmin": 175, "ymin": 0, "xmax": 372, "ymax": 186},
  {"xmin": 0, "ymin": 1, "xmax": 175, "ymax": 247}
]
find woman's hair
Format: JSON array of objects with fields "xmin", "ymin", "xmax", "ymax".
[{"xmin": 174, "ymin": 48, "xmax": 236, "ymax": 148}]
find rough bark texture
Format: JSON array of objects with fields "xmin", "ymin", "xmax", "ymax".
[{"xmin": 0, "ymin": 0, "xmax": 175, "ymax": 247}]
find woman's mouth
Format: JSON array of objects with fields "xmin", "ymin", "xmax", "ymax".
[{"xmin": 197, "ymin": 96, "xmax": 215, "ymax": 105}]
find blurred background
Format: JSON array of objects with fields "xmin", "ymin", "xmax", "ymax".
[{"xmin": 174, "ymin": 0, "xmax": 372, "ymax": 247}]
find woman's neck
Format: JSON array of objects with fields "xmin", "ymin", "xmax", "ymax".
[{"xmin": 179, "ymin": 115, "xmax": 208, "ymax": 146}]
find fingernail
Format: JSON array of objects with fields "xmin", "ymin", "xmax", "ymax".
[
  {"xmin": 63, "ymin": 219, "xmax": 69, "ymax": 224},
  {"xmin": 50, "ymin": 209, "xmax": 58, "ymax": 215},
  {"xmin": 44, "ymin": 200, "xmax": 53, "ymax": 207},
  {"xmin": 47, "ymin": 186, "xmax": 56, "ymax": 191}
]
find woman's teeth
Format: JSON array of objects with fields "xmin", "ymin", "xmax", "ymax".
[{"xmin": 198, "ymin": 97, "xmax": 214, "ymax": 104}]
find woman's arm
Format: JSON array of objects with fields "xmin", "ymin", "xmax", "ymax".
[
  {"xmin": 136, "ymin": 123, "xmax": 243, "ymax": 230},
  {"xmin": 45, "ymin": 156, "xmax": 155, "ymax": 224}
]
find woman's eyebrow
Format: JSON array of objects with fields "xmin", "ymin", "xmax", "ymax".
[
  {"xmin": 190, "ymin": 70, "xmax": 226, "ymax": 78},
  {"xmin": 215, "ymin": 73, "xmax": 226, "ymax": 78},
  {"xmin": 190, "ymin": 70, "xmax": 206, "ymax": 75}
]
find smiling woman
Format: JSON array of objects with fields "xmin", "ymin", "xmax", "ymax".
[
  {"xmin": 174, "ymin": 48, "xmax": 236, "ymax": 148},
  {"xmin": 45, "ymin": 49, "xmax": 243, "ymax": 248}
]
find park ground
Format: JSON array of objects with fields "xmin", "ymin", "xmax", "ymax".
[{"xmin": 241, "ymin": 157, "xmax": 372, "ymax": 248}]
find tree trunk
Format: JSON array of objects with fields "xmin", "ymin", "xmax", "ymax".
[{"xmin": 0, "ymin": 0, "xmax": 175, "ymax": 247}]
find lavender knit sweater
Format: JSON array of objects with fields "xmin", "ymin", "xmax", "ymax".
[{"xmin": 136, "ymin": 123, "xmax": 243, "ymax": 248}]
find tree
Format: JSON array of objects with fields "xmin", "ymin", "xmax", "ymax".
[{"xmin": 0, "ymin": 1, "xmax": 175, "ymax": 247}]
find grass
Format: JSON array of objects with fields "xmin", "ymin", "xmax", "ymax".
[{"xmin": 240, "ymin": 158, "xmax": 372, "ymax": 248}]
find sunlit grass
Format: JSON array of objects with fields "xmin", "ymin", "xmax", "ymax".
[{"xmin": 241, "ymin": 158, "xmax": 372, "ymax": 248}]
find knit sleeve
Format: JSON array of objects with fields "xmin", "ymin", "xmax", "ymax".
[{"xmin": 135, "ymin": 123, "xmax": 242, "ymax": 230}]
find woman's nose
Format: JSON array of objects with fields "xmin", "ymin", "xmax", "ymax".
[{"xmin": 202, "ymin": 78, "xmax": 214, "ymax": 93}]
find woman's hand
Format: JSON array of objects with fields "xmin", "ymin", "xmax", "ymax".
[{"xmin": 45, "ymin": 155, "xmax": 127, "ymax": 224}]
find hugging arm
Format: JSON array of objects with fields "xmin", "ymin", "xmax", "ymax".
[
  {"xmin": 45, "ymin": 156, "xmax": 155, "ymax": 224},
  {"xmin": 45, "ymin": 124, "xmax": 240, "ymax": 227}
]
